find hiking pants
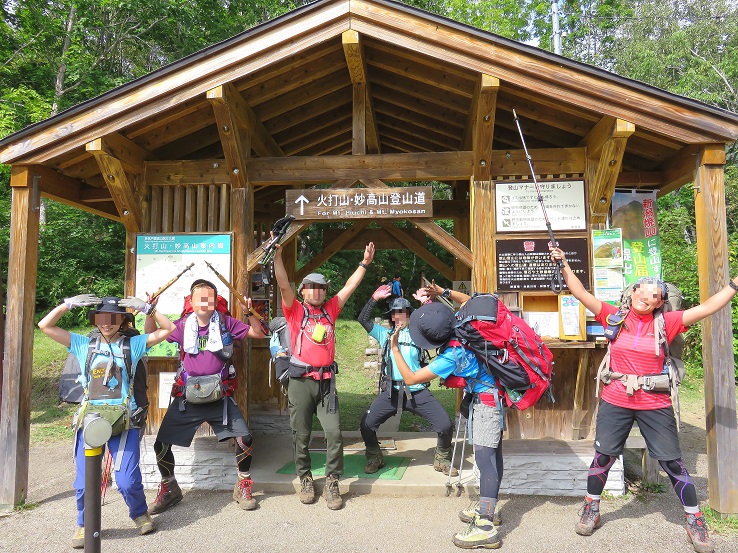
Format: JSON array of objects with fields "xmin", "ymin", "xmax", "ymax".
[
  {"xmin": 73, "ymin": 428, "xmax": 147, "ymax": 526},
  {"xmin": 288, "ymin": 376, "xmax": 343, "ymax": 478},
  {"xmin": 360, "ymin": 387, "xmax": 453, "ymax": 450}
]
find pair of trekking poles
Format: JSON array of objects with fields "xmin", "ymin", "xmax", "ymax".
[{"xmin": 446, "ymin": 410, "xmax": 469, "ymax": 496}]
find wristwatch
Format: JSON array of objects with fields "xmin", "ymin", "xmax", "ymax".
[
  {"xmin": 442, "ymin": 288, "xmax": 451, "ymax": 299},
  {"xmin": 359, "ymin": 261, "xmax": 368, "ymax": 269},
  {"xmin": 729, "ymin": 280, "xmax": 738, "ymax": 292}
]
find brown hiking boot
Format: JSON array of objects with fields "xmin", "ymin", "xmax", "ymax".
[
  {"xmin": 299, "ymin": 473, "xmax": 316, "ymax": 504},
  {"xmin": 323, "ymin": 474, "xmax": 343, "ymax": 510},
  {"xmin": 233, "ymin": 475, "xmax": 258, "ymax": 510},
  {"xmin": 433, "ymin": 446, "xmax": 459, "ymax": 477},
  {"xmin": 364, "ymin": 453, "xmax": 385, "ymax": 474},
  {"xmin": 71, "ymin": 526, "xmax": 84, "ymax": 549},
  {"xmin": 575, "ymin": 497, "xmax": 601, "ymax": 536},
  {"xmin": 149, "ymin": 477, "xmax": 182, "ymax": 514},
  {"xmin": 133, "ymin": 513, "xmax": 156, "ymax": 535},
  {"xmin": 686, "ymin": 512, "xmax": 714, "ymax": 553}
]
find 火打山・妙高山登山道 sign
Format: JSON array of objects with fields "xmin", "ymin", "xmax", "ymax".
[{"xmin": 285, "ymin": 187, "xmax": 433, "ymax": 220}]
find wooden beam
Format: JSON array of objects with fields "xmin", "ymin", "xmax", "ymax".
[
  {"xmin": 467, "ymin": 74, "xmax": 499, "ymax": 181},
  {"xmin": 296, "ymin": 221, "xmax": 371, "ymax": 281},
  {"xmin": 585, "ymin": 118, "xmax": 635, "ymax": 224},
  {"xmin": 342, "ymin": 30, "xmax": 380, "ymax": 154},
  {"xmin": 323, "ymin": 227, "xmax": 427, "ymax": 250},
  {"xmin": 247, "ymin": 151, "xmax": 473, "ymax": 185},
  {"xmin": 378, "ymin": 221, "xmax": 455, "ymax": 281},
  {"xmin": 352, "ymin": 82, "xmax": 367, "ymax": 155},
  {"xmin": 490, "ymin": 147, "xmax": 586, "ymax": 177},
  {"xmin": 660, "ymin": 144, "xmax": 726, "ymax": 196},
  {"xmin": 617, "ymin": 172, "xmax": 662, "ymax": 188},
  {"xmin": 691, "ymin": 144, "xmax": 738, "ymax": 515},
  {"xmin": 208, "ymin": 85, "xmax": 252, "ymax": 189},
  {"xmin": 86, "ymin": 140, "xmax": 143, "ymax": 232},
  {"xmin": 470, "ymin": 178, "xmax": 495, "ymax": 292},
  {"xmin": 85, "ymin": 132, "xmax": 149, "ymax": 173},
  {"xmin": 0, "ymin": 169, "xmax": 40, "ymax": 510},
  {"xmin": 144, "ymin": 160, "xmax": 231, "ymax": 186}
]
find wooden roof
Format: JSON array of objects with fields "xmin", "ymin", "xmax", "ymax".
[{"xmin": 2, "ymin": 0, "xmax": 738, "ymax": 221}]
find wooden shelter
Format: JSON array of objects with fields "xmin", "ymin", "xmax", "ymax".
[{"xmin": 1, "ymin": 0, "xmax": 738, "ymax": 513}]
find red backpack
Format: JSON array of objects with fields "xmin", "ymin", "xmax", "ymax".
[{"xmin": 453, "ymin": 293, "xmax": 554, "ymax": 410}]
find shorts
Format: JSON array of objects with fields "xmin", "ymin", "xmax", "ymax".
[
  {"xmin": 471, "ymin": 402, "xmax": 503, "ymax": 449},
  {"xmin": 593, "ymin": 399, "xmax": 681, "ymax": 461},
  {"xmin": 156, "ymin": 397, "xmax": 250, "ymax": 447}
]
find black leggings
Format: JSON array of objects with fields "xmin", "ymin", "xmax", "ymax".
[
  {"xmin": 154, "ymin": 434, "xmax": 254, "ymax": 477},
  {"xmin": 475, "ymin": 443, "xmax": 504, "ymax": 502}
]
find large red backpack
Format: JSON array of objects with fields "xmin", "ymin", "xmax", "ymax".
[{"xmin": 453, "ymin": 293, "xmax": 554, "ymax": 410}]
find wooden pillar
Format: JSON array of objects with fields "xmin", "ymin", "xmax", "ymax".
[
  {"xmin": 693, "ymin": 145, "xmax": 738, "ymax": 515},
  {"xmin": 470, "ymin": 178, "xmax": 495, "ymax": 292},
  {"xmin": 454, "ymin": 181, "xmax": 471, "ymax": 284},
  {"xmin": 0, "ymin": 168, "xmax": 41, "ymax": 510}
]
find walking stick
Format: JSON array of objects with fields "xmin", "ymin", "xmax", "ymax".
[
  {"xmin": 258, "ymin": 215, "xmax": 295, "ymax": 285},
  {"xmin": 150, "ymin": 263, "xmax": 195, "ymax": 301},
  {"xmin": 446, "ymin": 412, "xmax": 464, "ymax": 496},
  {"xmin": 455, "ymin": 415, "xmax": 468, "ymax": 497},
  {"xmin": 512, "ymin": 109, "xmax": 565, "ymax": 294},
  {"xmin": 203, "ymin": 261, "xmax": 270, "ymax": 336}
]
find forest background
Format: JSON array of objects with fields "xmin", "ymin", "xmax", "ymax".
[{"xmin": 1, "ymin": 0, "xmax": 738, "ymax": 378}]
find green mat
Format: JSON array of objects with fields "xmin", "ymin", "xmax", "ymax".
[{"xmin": 277, "ymin": 453, "xmax": 410, "ymax": 480}]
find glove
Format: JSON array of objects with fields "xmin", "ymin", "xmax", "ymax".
[
  {"xmin": 64, "ymin": 294, "xmax": 101, "ymax": 309},
  {"xmin": 119, "ymin": 296, "xmax": 153, "ymax": 314}
]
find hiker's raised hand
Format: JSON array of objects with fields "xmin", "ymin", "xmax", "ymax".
[
  {"xmin": 64, "ymin": 294, "xmax": 100, "ymax": 309},
  {"xmin": 362, "ymin": 242, "xmax": 375, "ymax": 265},
  {"xmin": 413, "ymin": 288, "xmax": 431, "ymax": 305},
  {"xmin": 424, "ymin": 280, "xmax": 444, "ymax": 298},
  {"xmin": 549, "ymin": 247, "xmax": 567, "ymax": 265},
  {"xmin": 373, "ymin": 284, "xmax": 392, "ymax": 301},
  {"xmin": 119, "ymin": 296, "xmax": 153, "ymax": 315}
]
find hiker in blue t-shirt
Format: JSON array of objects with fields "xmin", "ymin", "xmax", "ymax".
[
  {"xmin": 38, "ymin": 295, "xmax": 174, "ymax": 549},
  {"xmin": 391, "ymin": 290, "xmax": 505, "ymax": 550},
  {"xmin": 357, "ymin": 283, "xmax": 454, "ymax": 475},
  {"xmin": 390, "ymin": 274, "xmax": 404, "ymax": 299}
]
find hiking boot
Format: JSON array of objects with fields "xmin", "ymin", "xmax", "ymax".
[
  {"xmin": 364, "ymin": 448, "xmax": 386, "ymax": 474},
  {"xmin": 575, "ymin": 497, "xmax": 601, "ymax": 536},
  {"xmin": 686, "ymin": 512, "xmax": 714, "ymax": 553},
  {"xmin": 133, "ymin": 513, "xmax": 156, "ymax": 535},
  {"xmin": 299, "ymin": 473, "xmax": 316, "ymax": 504},
  {"xmin": 434, "ymin": 446, "xmax": 459, "ymax": 477},
  {"xmin": 71, "ymin": 526, "xmax": 84, "ymax": 549},
  {"xmin": 452, "ymin": 514, "xmax": 501, "ymax": 549},
  {"xmin": 323, "ymin": 473, "xmax": 343, "ymax": 510},
  {"xmin": 459, "ymin": 501, "xmax": 501, "ymax": 526},
  {"xmin": 233, "ymin": 475, "xmax": 258, "ymax": 510},
  {"xmin": 149, "ymin": 477, "xmax": 182, "ymax": 514}
]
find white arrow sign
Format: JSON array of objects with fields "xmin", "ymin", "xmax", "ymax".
[{"xmin": 295, "ymin": 195, "xmax": 309, "ymax": 216}]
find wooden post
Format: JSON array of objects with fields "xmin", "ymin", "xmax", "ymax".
[
  {"xmin": 693, "ymin": 145, "xmax": 738, "ymax": 515},
  {"xmin": 0, "ymin": 169, "xmax": 41, "ymax": 510},
  {"xmin": 470, "ymin": 178, "xmax": 495, "ymax": 292}
]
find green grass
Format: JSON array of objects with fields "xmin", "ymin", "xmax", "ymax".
[{"xmin": 702, "ymin": 505, "xmax": 738, "ymax": 536}]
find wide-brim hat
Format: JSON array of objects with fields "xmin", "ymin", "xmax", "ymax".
[
  {"xmin": 190, "ymin": 278, "xmax": 218, "ymax": 294},
  {"xmin": 87, "ymin": 297, "xmax": 134, "ymax": 325},
  {"xmin": 384, "ymin": 297, "xmax": 414, "ymax": 317},
  {"xmin": 298, "ymin": 273, "xmax": 330, "ymax": 294},
  {"xmin": 409, "ymin": 303, "xmax": 455, "ymax": 350}
]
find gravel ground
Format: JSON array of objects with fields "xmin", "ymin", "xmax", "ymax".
[{"xmin": 1, "ymin": 406, "xmax": 737, "ymax": 553}]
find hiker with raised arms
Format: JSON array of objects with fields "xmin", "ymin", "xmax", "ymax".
[
  {"xmin": 272, "ymin": 235, "xmax": 375, "ymax": 510},
  {"xmin": 144, "ymin": 279, "xmax": 266, "ymax": 514},
  {"xmin": 38, "ymin": 294, "xmax": 175, "ymax": 548},
  {"xmin": 390, "ymin": 284, "xmax": 505, "ymax": 550},
  {"xmin": 356, "ymin": 282, "xmax": 455, "ymax": 476},
  {"xmin": 550, "ymin": 246, "xmax": 738, "ymax": 553}
]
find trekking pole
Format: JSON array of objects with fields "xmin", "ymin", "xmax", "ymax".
[
  {"xmin": 131, "ymin": 262, "xmax": 195, "ymax": 315},
  {"xmin": 455, "ymin": 415, "xmax": 468, "ymax": 497},
  {"xmin": 446, "ymin": 412, "xmax": 464, "ymax": 496},
  {"xmin": 203, "ymin": 261, "xmax": 270, "ymax": 336},
  {"xmin": 512, "ymin": 109, "xmax": 565, "ymax": 294},
  {"xmin": 258, "ymin": 215, "xmax": 295, "ymax": 285}
]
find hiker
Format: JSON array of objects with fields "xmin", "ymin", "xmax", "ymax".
[
  {"xmin": 144, "ymin": 279, "xmax": 266, "ymax": 514},
  {"xmin": 38, "ymin": 294, "xmax": 175, "ymax": 549},
  {"xmin": 391, "ymin": 293, "xmax": 505, "ymax": 550},
  {"xmin": 272, "ymin": 237, "xmax": 375, "ymax": 510},
  {"xmin": 391, "ymin": 274, "xmax": 404, "ymax": 298},
  {"xmin": 550, "ymin": 246, "xmax": 738, "ymax": 553},
  {"xmin": 357, "ymin": 283, "xmax": 456, "ymax": 476}
]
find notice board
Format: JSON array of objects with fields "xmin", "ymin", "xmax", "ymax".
[{"xmin": 496, "ymin": 237, "xmax": 590, "ymax": 291}]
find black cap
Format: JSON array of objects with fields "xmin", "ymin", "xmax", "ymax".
[
  {"xmin": 87, "ymin": 297, "xmax": 134, "ymax": 325},
  {"xmin": 190, "ymin": 279, "xmax": 218, "ymax": 294},
  {"xmin": 409, "ymin": 303, "xmax": 455, "ymax": 349}
]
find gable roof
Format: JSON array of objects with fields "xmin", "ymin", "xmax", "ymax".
[{"xmin": 1, "ymin": 0, "xmax": 737, "ymax": 190}]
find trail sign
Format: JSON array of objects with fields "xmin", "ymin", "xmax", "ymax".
[{"xmin": 285, "ymin": 187, "xmax": 433, "ymax": 220}]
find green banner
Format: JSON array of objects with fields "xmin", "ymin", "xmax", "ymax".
[{"xmin": 611, "ymin": 191, "xmax": 662, "ymax": 288}]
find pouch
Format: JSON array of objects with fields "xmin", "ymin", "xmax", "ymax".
[
  {"xmin": 82, "ymin": 403, "xmax": 127, "ymax": 436},
  {"xmin": 460, "ymin": 392, "xmax": 474, "ymax": 419},
  {"xmin": 185, "ymin": 374, "xmax": 224, "ymax": 404},
  {"xmin": 641, "ymin": 374, "xmax": 671, "ymax": 393}
]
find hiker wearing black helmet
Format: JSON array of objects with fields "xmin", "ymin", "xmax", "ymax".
[
  {"xmin": 272, "ymin": 236, "xmax": 375, "ymax": 510},
  {"xmin": 144, "ymin": 278, "xmax": 266, "ymax": 514},
  {"xmin": 38, "ymin": 294, "xmax": 175, "ymax": 548},
  {"xmin": 551, "ymin": 246, "xmax": 738, "ymax": 553},
  {"xmin": 390, "ymin": 289, "xmax": 505, "ymax": 550},
  {"xmin": 357, "ymin": 283, "xmax": 455, "ymax": 475}
]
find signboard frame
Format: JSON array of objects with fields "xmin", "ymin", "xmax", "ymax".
[{"xmin": 495, "ymin": 180, "xmax": 587, "ymax": 232}]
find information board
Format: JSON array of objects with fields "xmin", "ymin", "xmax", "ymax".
[
  {"xmin": 285, "ymin": 187, "xmax": 432, "ymax": 220},
  {"xmin": 495, "ymin": 180, "xmax": 586, "ymax": 232},
  {"xmin": 495, "ymin": 237, "xmax": 590, "ymax": 291}
]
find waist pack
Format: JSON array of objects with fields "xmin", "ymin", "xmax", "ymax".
[
  {"xmin": 453, "ymin": 293, "xmax": 554, "ymax": 410},
  {"xmin": 185, "ymin": 374, "xmax": 224, "ymax": 404},
  {"xmin": 78, "ymin": 402, "xmax": 128, "ymax": 436}
]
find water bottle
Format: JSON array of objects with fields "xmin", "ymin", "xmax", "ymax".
[{"xmin": 505, "ymin": 387, "xmax": 523, "ymax": 403}]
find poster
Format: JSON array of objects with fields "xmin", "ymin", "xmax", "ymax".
[
  {"xmin": 495, "ymin": 180, "xmax": 586, "ymax": 232},
  {"xmin": 611, "ymin": 191, "xmax": 662, "ymax": 287},
  {"xmin": 592, "ymin": 229, "xmax": 623, "ymax": 268},
  {"xmin": 593, "ymin": 268, "xmax": 624, "ymax": 304},
  {"xmin": 135, "ymin": 234, "xmax": 232, "ymax": 316}
]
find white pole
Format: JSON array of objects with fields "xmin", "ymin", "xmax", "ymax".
[{"xmin": 552, "ymin": 0, "xmax": 562, "ymax": 55}]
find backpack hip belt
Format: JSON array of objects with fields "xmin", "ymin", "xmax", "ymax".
[{"xmin": 604, "ymin": 371, "xmax": 670, "ymax": 395}]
